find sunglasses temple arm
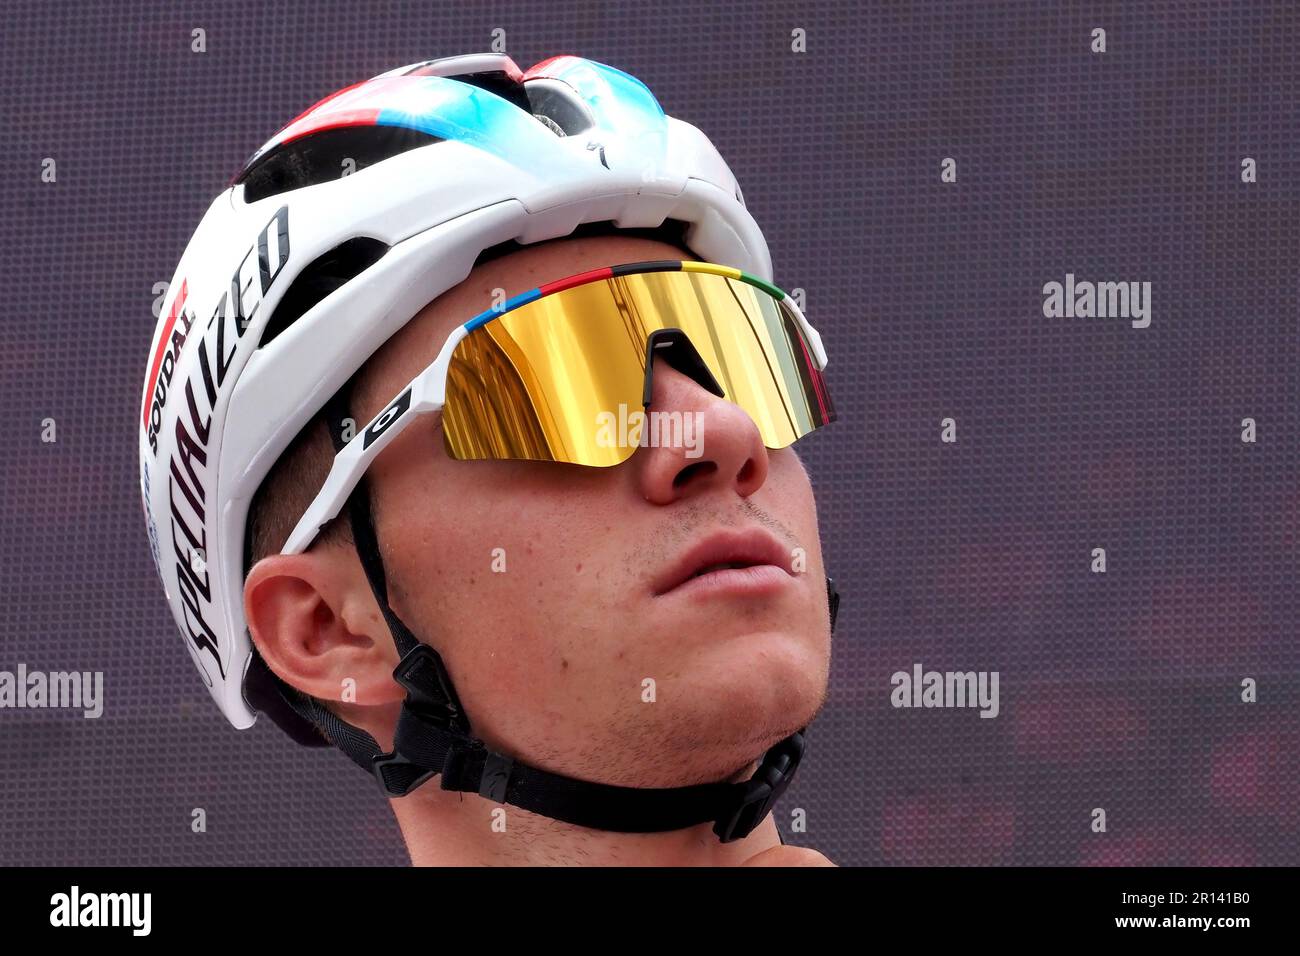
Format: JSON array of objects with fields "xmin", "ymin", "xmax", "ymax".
[
  {"xmin": 281, "ymin": 370, "xmax": 444, "ymax": 556},
  {"xmin": 780, "ymin": 295, "xmax": 828, "ymax": 369}
]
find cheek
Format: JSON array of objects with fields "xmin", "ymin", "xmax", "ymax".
[
  {"xmin": 379, "ymin": 446, "xmax": 618, "ymax": 646},
  {"xmin": 380, "ymin": 457, "xmax": 633, "ymax": 735},
  {"xmin": 765, "ymin": 450, "xmax": 822, "ymax": 543}
]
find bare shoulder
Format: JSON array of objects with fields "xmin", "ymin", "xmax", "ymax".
[{"xmin": 739, "ymin": 845, "xmax": 837, "ymax": 867}]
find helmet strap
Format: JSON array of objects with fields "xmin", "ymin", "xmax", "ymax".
[{"xmin": 274, "ymin": 388, "xmax": 840, "ymax": 842}]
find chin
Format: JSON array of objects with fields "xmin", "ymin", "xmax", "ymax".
[{"xmin": 675, "ymin": 627, "xmax": 830, "ymax": 748}]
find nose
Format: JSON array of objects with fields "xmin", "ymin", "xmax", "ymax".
[{"xmin": 634, "ymin": 355, "xmax": 770, "ymax": 505}]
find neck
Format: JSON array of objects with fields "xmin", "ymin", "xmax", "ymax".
[{"xmin": 390, "ymin": 786, "xmax": 782, "ymax": 866}]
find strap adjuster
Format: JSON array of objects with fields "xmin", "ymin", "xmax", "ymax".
[
  {"xmin": 712, "ymin": 730, "xmax": 806, "ymax": 843},
  {"xmin": 478, "ymin": 751, "xmax": 515, "ymax": 803},
  {"xmin": 370, "ymin": 645, "xmax": 472, "ymax": 797},
  {"xmin": 371, "ymin": 751, "xmax": 436, "ymax": 797},
  {"xmin": 392, "ymin": 643, "xmax": 466, "ymax": 731}
]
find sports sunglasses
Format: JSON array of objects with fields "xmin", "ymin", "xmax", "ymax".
[{"xmin": 284, "ymin": 259, "xmax": 834, "ymax": 555}]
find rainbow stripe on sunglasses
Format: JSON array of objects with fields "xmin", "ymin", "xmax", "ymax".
[
  {"xmin": 467, "ymin": 260, "xmax": 783, "ymax": 327},
  {"xmin": 443, "ymin": 260, "xmax": 834, "ymax": 463}
]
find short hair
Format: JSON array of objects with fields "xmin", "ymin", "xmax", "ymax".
[{"xmin": 247, "ymin": 403, "xmax": 353, "ymax": 567}]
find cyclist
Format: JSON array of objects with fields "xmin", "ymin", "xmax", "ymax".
[{"xmin": 139, "ymin": 53, "xmax": 839, "ymax": 865}]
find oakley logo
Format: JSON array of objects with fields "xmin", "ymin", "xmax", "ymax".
[
  {"xmin": 362, "ymin": 388, "xmax": 412, "ymax": 449},
  {"xmin": 595, "ymin": 404, "xmax": 704, "ymax": 458}
]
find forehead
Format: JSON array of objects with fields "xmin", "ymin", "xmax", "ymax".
[{"xmin": 350, "ymin": 233, "xmax": 694, "ymax": 423}]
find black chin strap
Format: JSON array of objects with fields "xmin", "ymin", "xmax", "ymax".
[{"xmin": 277, "ymin": 390, "xmax": 840, "ymax": 843}]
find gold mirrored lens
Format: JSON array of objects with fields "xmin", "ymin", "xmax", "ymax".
[{"xmin": 441, "ymin": 269, "xmax": 833, "ymax": 464}]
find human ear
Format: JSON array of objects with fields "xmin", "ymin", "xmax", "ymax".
[{"xmin": 243, "ymin": 550, "xmax": 404, "ymax": 708}]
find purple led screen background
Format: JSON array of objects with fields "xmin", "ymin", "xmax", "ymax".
[{"xmin": 0, "ymin": 0, "xmax": 1296, "ymax": 865}]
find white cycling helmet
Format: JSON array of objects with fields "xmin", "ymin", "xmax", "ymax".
[{"xmin": 139, "ymin": 52, "xmax": 829, "ymax": 841}]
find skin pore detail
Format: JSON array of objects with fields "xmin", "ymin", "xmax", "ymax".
[{"xmin": 243, "ymin": 234, "xmax": 834, "ymax": 866}]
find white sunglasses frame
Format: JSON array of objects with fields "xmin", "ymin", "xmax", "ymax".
[{"xmin": 281, "ymin": 260, "xmax": 828, "ymax": 556}]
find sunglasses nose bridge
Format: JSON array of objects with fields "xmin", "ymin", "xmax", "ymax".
[{"xmin": 641, "ymin": 327, "xmax": 725, "ymax": 407}]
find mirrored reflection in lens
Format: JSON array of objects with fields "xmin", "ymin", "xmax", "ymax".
[{"xmin": 442, "ymin": 270, "xmax": 833, "ymax": 464}]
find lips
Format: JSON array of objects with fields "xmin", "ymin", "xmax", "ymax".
[{"xmin": 652, "ymin": 528, "xmax": 794, "ymax": 597}]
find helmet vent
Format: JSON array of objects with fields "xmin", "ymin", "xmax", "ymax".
[
  {"xmin": 410, "ymin": 67, "xmax": 589, "ymax": 137},
  {"xmin": 532, "ymin": 113, "xmax": 567, "ymax": 137},
  {"xmin": 238, "ymin": 125, "xmax": 442, "ymax": 203},
  {"xmin": 409, "ymin": 66, "xmax": 532, "ymax": 110},
  {"xmin": 257, "ymin": 237, "xmax": 389, "ymax": 348},
  {"xmin": 524, "ymin": 81, "xmax": 594, "ymax": 136}
]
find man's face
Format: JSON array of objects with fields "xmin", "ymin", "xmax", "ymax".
[{"xmin": 349, "ymin": 234, "xmax": 832, "ymax": 787}]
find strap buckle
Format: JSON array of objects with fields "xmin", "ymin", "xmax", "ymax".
[
  {"xmin": 712, "ymin": 730, "xmax": 806, "ymax": 843},
  {"xmin": 392, "ymin": 643, "xmax": 466, "ymax": 730},
  {"xmin": 370, "ymin": 645, "xmax": 468, "ymax": 797},
  {"xmin": 371, "ymin": 751, "xmax": 436, "ymax": 797}
]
